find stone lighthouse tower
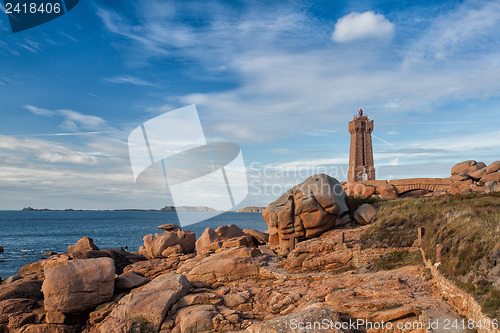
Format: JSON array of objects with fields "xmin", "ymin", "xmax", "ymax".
[{"xmin": 348, "ymin": 109, "xmax": 375, "ymax": 182}]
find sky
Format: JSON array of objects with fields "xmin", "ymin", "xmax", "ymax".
[{"xmin": 0, "ymin": 0, "xmax": 499, "ymax": 210}]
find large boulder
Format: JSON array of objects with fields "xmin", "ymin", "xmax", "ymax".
[
  {"xmin": 42, "ymin": 258, "xmax": 115, "ymax": 313},
  {"xmin": 262, "ymin": 174, "xmax": 349, "ymax": 254},
  {"xmin": 100, "ymin": 273, "xmax": 190, "ymax": 332},
  {"xmin": 451, "ymin": 160, "xmax": 481, "ymax": 176},
  {"xmin": 215, "ymin": 224, "xmax": 246, "ymax": 240},
  {"xmin": 376, "ymin": 184, "xmax": 398, "ymax": 199},
  {"xmin": 179, "ymin": 247, "xmax": 265, "ymax": 284},
  {"xmin": 480, "ymin": 171, "xmax": 500, "ymax": 185},
  {"xmin": 18, "ymin": 260, "xmax": 45, "ymax": 277},
  {"xmin": 157, "ymin": 223, "xmax": 181, "ymax": 232},
  {"xmin": 196, "ymin": 227, "xmax": 222, "ymax": 253},
  {"xmin": 449, "ymin": 173, "xmax": 471, "ymax": 181},
  {"xmin": 243, "ymin": 228, "xmax": 269, "ymax": 244},
  {"xmin": 115, "ymin": 272, "xmax": 149, "ymax": 290},
  {"xmin": 139, "ymin": 228, "xmax": 196, "ymax": 259},
  {"xmin": 0, "ymin": 277, "xmax": 43, "ymax": 301},
  {"xmin": 485, "ymin": 161, "xmax": 500, "ymax": 174},
  {"xmin": 485, "ymin": 181, "xmax": 500, "ymax": 193},
  {"xmin": 172, "ymin": 304, "xmax": 218, "ymax": 333},
  {"xmin": 67, "ymin": 237, "xmax": 98, "ymax": 253},
  {"xmin": 354, "ymin": 203, "xmax": 378, "ymax": 225},
  {"xmin": 469, "ymin": 168, "xmax": 488, "ymax": 181},
  {"xmin": 343, "ymin": 181, "xmax": 376, "ymax": 198}
]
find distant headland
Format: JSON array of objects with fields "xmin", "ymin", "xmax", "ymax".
[{"xmin": 20, "ymin": 206, "xmax": 263, "ymax": 213}]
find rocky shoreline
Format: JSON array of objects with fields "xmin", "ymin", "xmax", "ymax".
[{"xmin": 1, "ymin": 166, "xmax": 499, "ymax": 333}]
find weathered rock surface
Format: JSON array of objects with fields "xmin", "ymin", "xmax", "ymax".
[
  {"xmin": 451, "ymin": 160, "xmax": 482, "ymax": 176},
  {"xmin": 0, "ymin": 298, "xmax": 37, "ymax": 315},
  {"xmin": 67, "ymin": 237, "xmax": 99, "ymax": 253},
  {"xmin": 18, "ymin": 260, "xmax": 45, "ymax": 277},
  {"xmin": 18, "ymin": 324, "xmax": 78, "ymax": 332},
  {"xmin": 115, "ymin": 272, "xmax": 149, "ymax": 290},
  {"xmin": 245, "ymin": 306, "xmax": 346, "ymax": 333},
  {"xmin": 376, "ymin": 184, "xmax": 398, "ymax": 199},
  {"xmin": 485, "ymin": 181, "xmax": 500, "ymax": 193},
  {"xmin": 42, "ymin": 258, "xmax": 115, "ymax": 313},
  {"xmin": 122, "ymin": 256, "xmax": 196, "ymax": 279},
  {"xmin": 243, "ymin": 228, "xmax": 269, "ymax": 244},
  {"xmin": 139, "ymin": 229, "xmax": 196, "ymax": 259},
  {"xmin": 263, "ymin": 174, "xmax": 349, "ymax": 254},
  {"xmin": 479, "ymin": 171, "xmax": 500, "ymax": 184},
  {"xmin": 353, "ymin": 203, "xmax": 378, "ymax": 225},
  {"xmin": 178, "ymin": 247, "xmax": 266, "ymax": 284},
  {"xmin": 215, "ymin": 224, "xmax": 246, "ymax": 240},
  {"xmin": 343, "ymin": 181, "xmax": 376, "ymax": 198},
  {"xmin": 157, "ymin": 223, "xmax": 181, "ymax": 232},
  {"xmin": 485, "ymin": 160, "xmax": 500, "ymax": 174},
  {"xmin": 196, "ymin": 227, "xmax": 222, "ymax": 253},
  {"xmin": 171, "ymin": 304, "xmax": 218, "ymax": 333},
  {"xmin": 449, "ymin": 173, "xmax": 471, "ymax": 181},
  {"xmin": 0, "ymin": 277, "xmax": 43, "ymax": 301},
  {"xmin": 100, "ymin": 273, "xmax": 190, "ymax": 332}
]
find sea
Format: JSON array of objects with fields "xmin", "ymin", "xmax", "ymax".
[{"xmin": 0, "ymin": 211, "xmax": 267, "ymax": 279}]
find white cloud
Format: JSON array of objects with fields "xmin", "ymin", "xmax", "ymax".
[
  {"xmin": 58, "ymin": 110, "xmax": 107, "ymax": 131},
  {"xmin": 25, "ymin": 104, "xmax": 56, "ymax": 116},
  {"xmin": 105, "ymin": 75, "xmax": 157, "ymax": 87},
  {"xmin": 404, "ymin": 0, "xmax": 500, "ymax": 64},
  {"xmin": 0, "ymin": 134, "xmax": 99, "ymax": 165},
  {"xmin": 332, "ymin": 11, "xmax": 394, "ymax": 43},
  {"xmin": 25, "ymin": 105, "xmax": 110, "ymax": 132}
]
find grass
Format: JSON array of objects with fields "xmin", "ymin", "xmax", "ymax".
[
  {"xmin": 359, "ymin": 192, "xmax": 500, "ymax": 320},
  {"xmin": 367, "ymin": 249, "xmax": 423, "ymax": 272}
]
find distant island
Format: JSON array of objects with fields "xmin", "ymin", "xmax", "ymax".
[
  {"xmin": 21, "ymin": 206, "xmax": 226, "ymax": 212},
  {"xmin": 236, "ymin": 206, "xmax": 265, "ymax": 212}
]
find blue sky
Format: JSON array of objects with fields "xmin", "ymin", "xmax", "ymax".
[{"xmin": 0, "ymin": 0, "xmax": 499, "ymax": 209}]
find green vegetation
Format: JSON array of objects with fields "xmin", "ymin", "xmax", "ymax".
[
  {"xmin": 135, "ymin": 316, "xmax": 152, "ymax": 333},
  {"xmin": 367, "ymin": 249, "xmax": 423, "ymax": 271},
  {"xmin": 360, "ymin": 192, "xmax": 500, "ymax": 320}
]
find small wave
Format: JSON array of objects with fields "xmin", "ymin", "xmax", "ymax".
[{"xmin": 20, "ymin": 249, "xmax": 35, "ymax": 253}]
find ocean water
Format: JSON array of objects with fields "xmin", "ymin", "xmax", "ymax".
[{"xmin": 0, "ymin": 211, "xmax": 267, "ymax": 279}]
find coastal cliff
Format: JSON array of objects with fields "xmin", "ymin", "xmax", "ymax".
[{"xmin": 1, "ymin": 172, "xmax": 499, "ymax": 332}]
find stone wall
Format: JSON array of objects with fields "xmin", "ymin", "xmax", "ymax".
[
  {"xmin": 420, "ymin": 249, "xmax": 499, "ymax": 333},
  {"xmin": 351, "ymin": 245, "xmax": 415, "ymax": 268}
]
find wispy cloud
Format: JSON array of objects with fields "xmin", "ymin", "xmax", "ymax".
[
  {"xmin": 105, "ymin": 75, "xmax": 157, "ymax": 87},
  {"xmin": 95, "ymin": 1, "xmax": 500, "ymax": 144},
  {"xmin": 404, "ymin": 0, "xmax": 500, "ymax": 65},
  {"xmin": 25, "ymin": 105, "xmax": 56, "ymax": 116},
  {"xmin": 0, "ymin": 134, "xmax": 99, "ymax": 165},
  {"xmin": 25, "ymin": 105, "xmax": 111, "ymax": 132}
]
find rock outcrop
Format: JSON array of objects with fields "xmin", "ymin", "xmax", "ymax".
[
  {"xmin": 245, "ymin": 305, "xmax": 347, "ymax": 333},
  {"xmin": 343, "ymin": 181, "xmax": 376, "ymax": 198},
  {"xmin": 263, "ymin": 174, "xmax": 350, "ymax": 254},
  {"xmin": 449, "ymin": 160, "xmax": 500, "ymax": 189},
  {"xmin": 196, "ymin": 227, "xmax": 222, "ymax": 252},
  {"xmin": 99, "ymin": 273, "xmax": 190, "ymax": 332},
  {"xmin": 41, "ymin": 257, "xmax": 115, "ymax": 313},
  {"xmin": 243, "ymin": 228, "xmax": 269, "ymax": 244},
  {"xmin": 178, "ymin": 247, "xmax": 266, "ymax": 284},
  {"xmin": 376, "ymin": 184, "xmax": 398, "ymax": 199},
  {"xmin": 139, "ymin": 226, "xmax": 196, "ymax": 259},
  {"xmin": 67, "ymin": 237, "xmax": 98, "ymax": 253},
  {"xmin": 354, "ymin": 203, "xmax": 378, "ymax": 225}
]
